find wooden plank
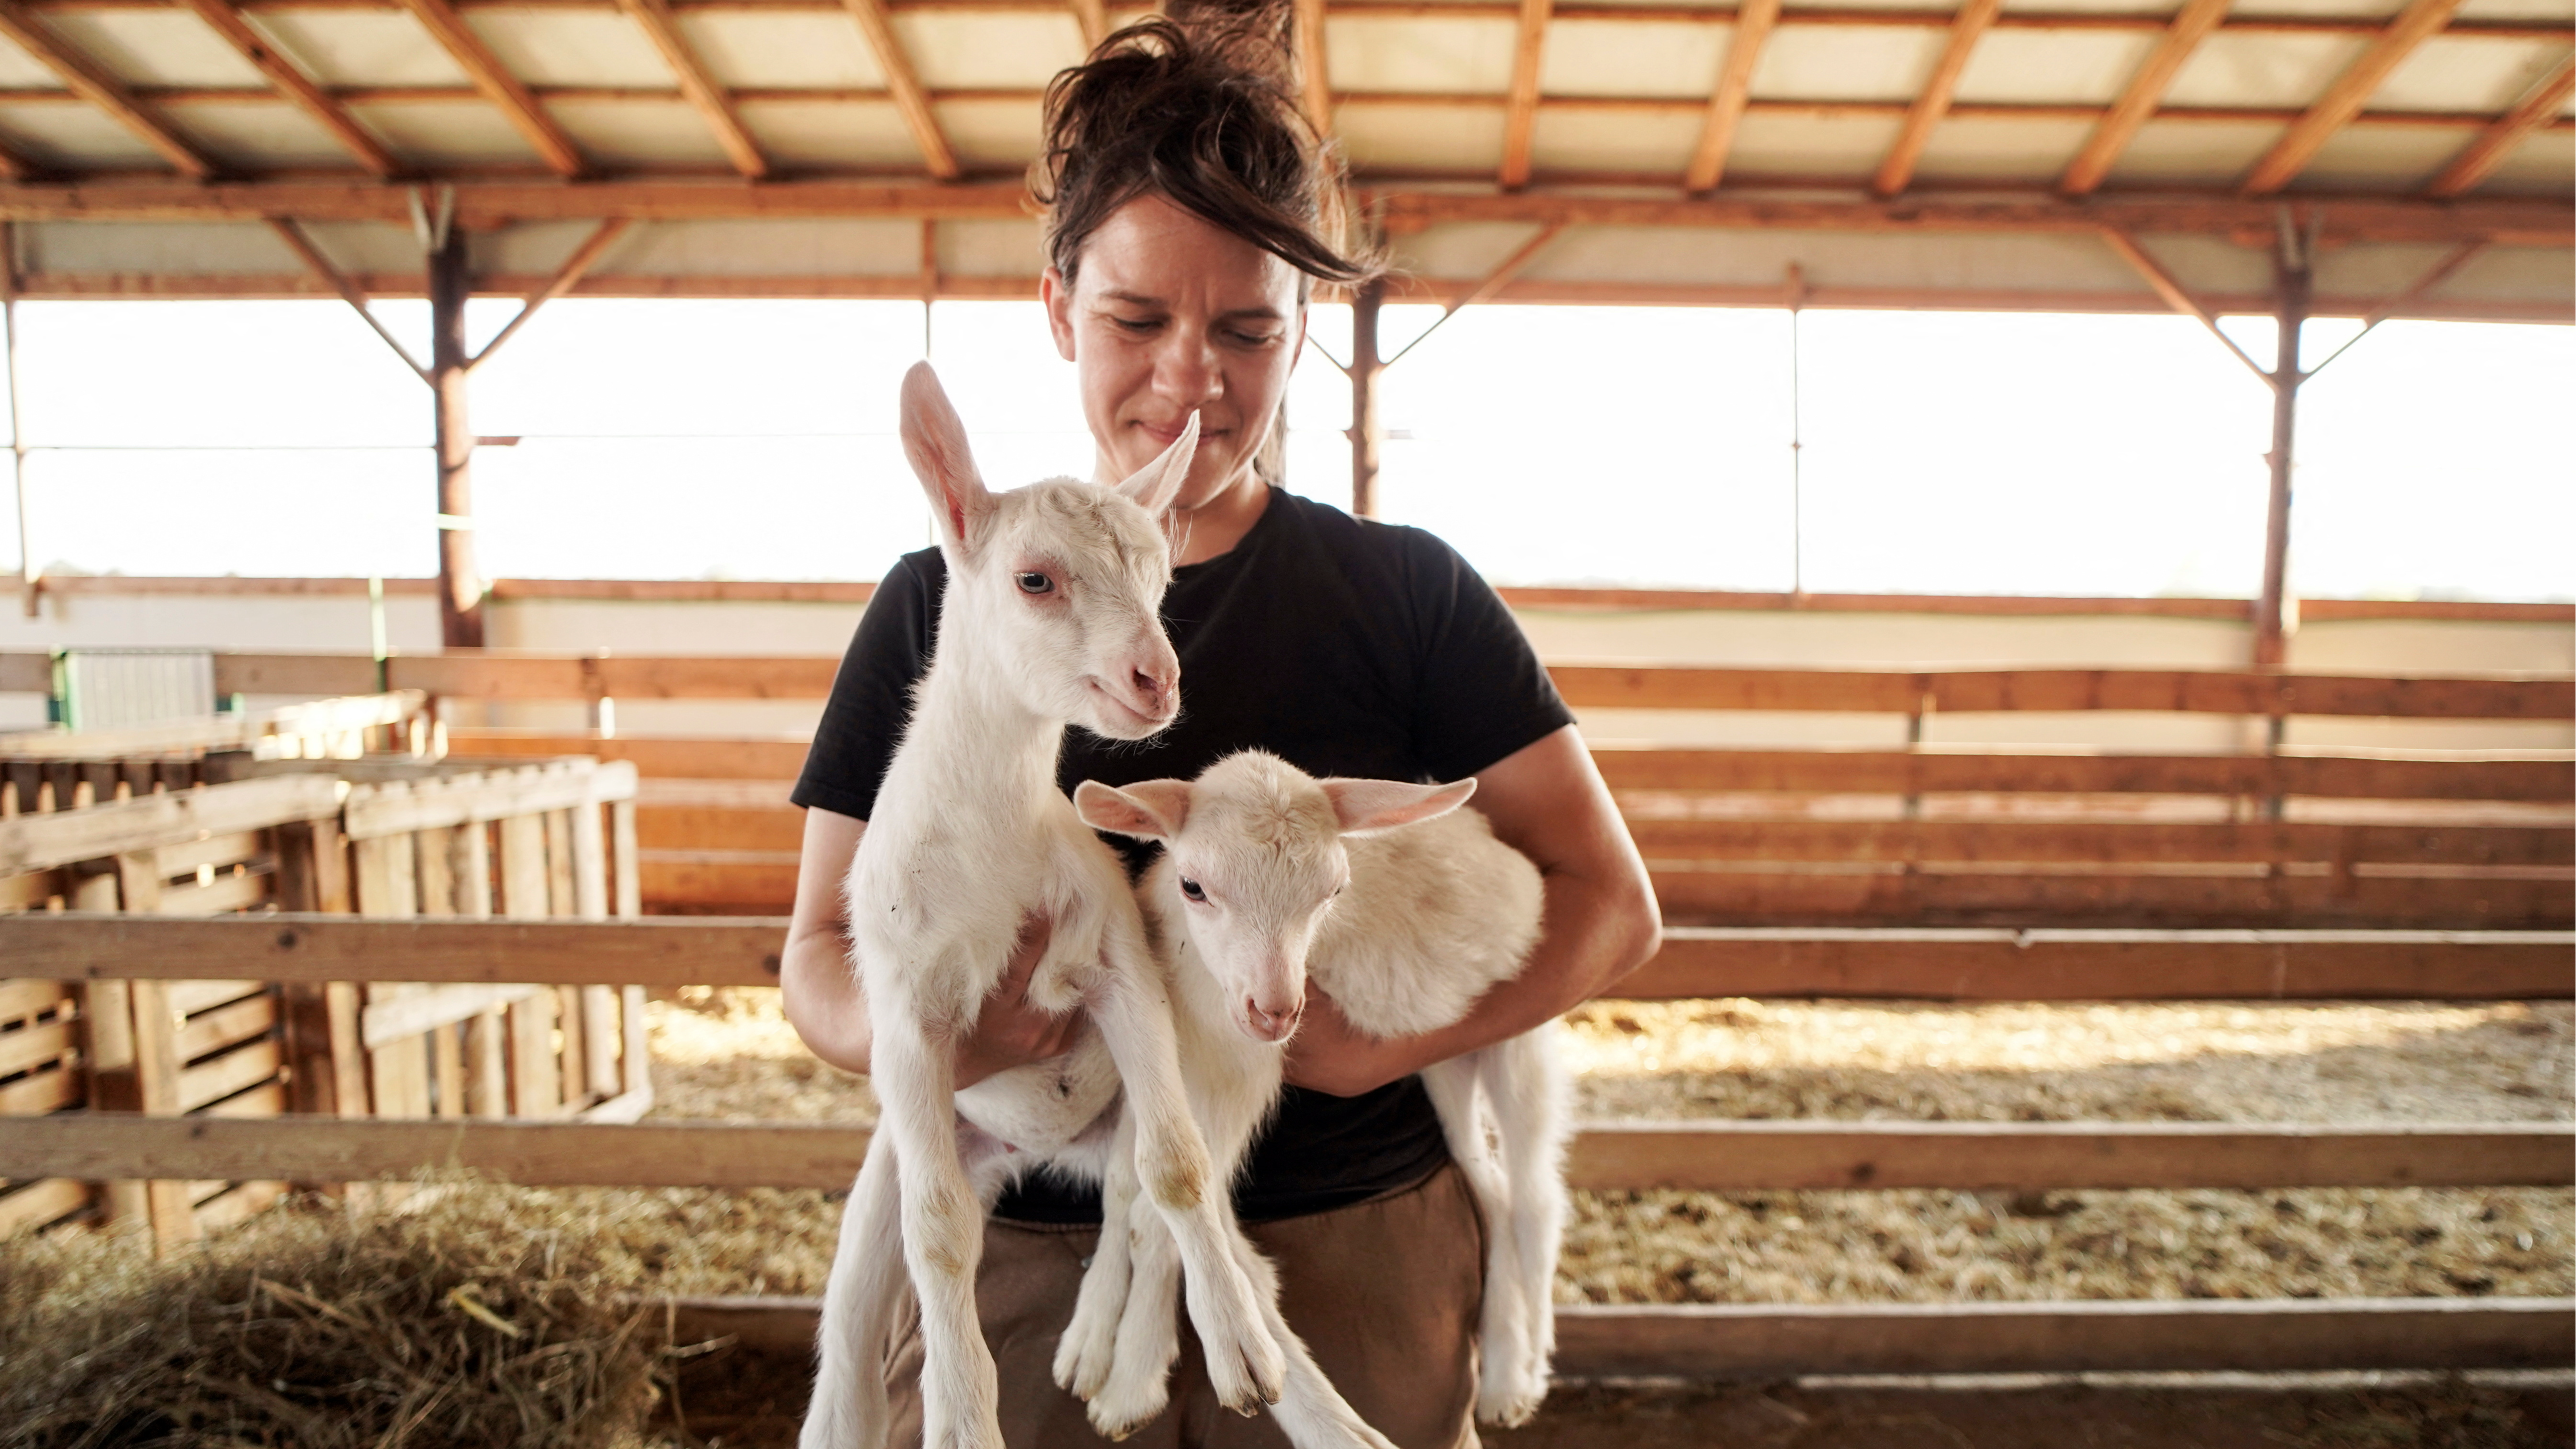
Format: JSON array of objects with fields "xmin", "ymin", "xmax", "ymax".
[
  {"xmin": 0, "ymin": 774, "xmax": 341, "ymax": 875},
  {"xmin": 839, "ymin": 0, "xmax": 958, "ymax": 177},
  {"xmin": 614, "ymin": 0, "xmax": 766, "ymax": 177},
  {"xmin": 0, "ymin": 1067, "xmax": 80, "ymax": 1114},
  {"xmin": 1871, "ymin": 0, "xmax": 2003, "ymax": 196},
  {"xmin": 1497, "ymin": 0, "xmax": 1551, "ymax": 188},
  {"xmin": 1649, "ymin": 866, "xmax": 2574, "ymax": 929},
  {"xmin": 642, "ymin": 850, "xmax": 797, "ymax": 909},
  {"xmin": 619, "ymin": 984, "xmax": 651, "ymax": 1108},
  {"xmin": 1, "ymin": 913, "xmax": 789, "ymax": 987},
  {"xmin": 350, "ymin": 833, "xmax": 417, "ymax": 917},
  {"xmin": 553, "ymin": 984, "xmax": 588, "ymax": 1113},
  {"xmin": 1621, "ymin": 926, "xmax": 2576, "ymax": 1001},
  {"xmin": 165, "ymin": 979, "xmax": 265, "ymax": 1017},
  {"xmin": 0, "ymin": 0, "xmax": 216, "ymax": 177},
  {"xmin": 2426, "ymin": 53, "xmax": 2576, "ymax": 198},
  {"xmin": 454, "ymin": 820, "xmax": 495, "ymax": 918},
  {"xmin": 544, "ymin": 809, "xmax": 578, "ymax": 917},
  {"xmin": 178, "ymin": 1037, "xmax": 281, "ymax": 1113},
  {"xmin": 636, "ymin": 803, "xmax": 803, "ymax": 852},
  {"xmin": 152, "ymin": 830, "xmax": 266, "ymax": 880},
  {"xmin": 172, "ymin": 992, "xmax": 275, "ymax": 1061},
  {"xmin": 207, "ymin": 653, "xmax": 381, "ymax": 697},
  {"xmin": 465, "ymin": 1009, "xmax": 508, "ymax": 1117},
  {"xmin": 2241, "ymin": 0, "xmax": 2470, "ymax": 194},
  {"xmin": 0, "ymin": 1176, "xmax": 91, "ymax": 1236},
  {"xmin": 468, "ymin": 218, "xmax": 634, "ymax": 365},
  {"xmin": 498, "ymin": 812, "xmax": 550, "ymax": 919},
  {"xmin": 360, "ymin": 983, "xmax": 541, "ymax": 1048},
  {"xmin": 366, "ymin": 1016, "xmax": 430, "ymax": 1119},
  {"xmin": 0, "ymin": 978, "xmax": 72, "ymax": 1024},
  {"xmin": 7, "ymin": 1114, "xmax": 2563, "ymax": 1194},
  {"xmin": 392, "ymin": 0, "xmax": 585, "ymax": 175},
  {"xmin": 1683, "ymin": 0, "xmax": 1779, "ymax": 190},
  {"xmin": 2057, "ymin": 0, "xmax": 2229, "ymax": 195},
  {"xmin": 612, "ymin": 799, "xmax": 643, "ymax": 919},
  {"xmin": 582, "ymin": 985, "xmax": 621, "ymax": 1100},
  {"xmin": 173, "ymin": 0, "xmax": 398, "ymax": 174},
  {"xmin": 341, "ymin": 760, "xmax": 635, "ymax": 839},
  {"xmin": 189, "ymin": 1178, "xmax": 287, "ymax": 1233},
  {"xmin": 153, "ymin": 869, "xmax": 269, "ymax": 917},
  {"xmin": 416, "ymin": 824, "xmax": 458, "ymax": 916},
  {"xmin": 122, "ymin": 973, "xmax": 197, "ymax": 1249},
  {"xmin": 1558, "ymin": 666, "xmax": 2576, "ymax": 719},
  {"xmin": 506, "ymin": 989, "xmax": 559, "ymax": 1117},
  {"xmin": 1624, "ymin": 818, "xmax": 2571, "ymax": 867},
  {"xmin": 0, "ymin": 1019, "xmax": 76, "ymax": 1079},
  {"xmin": 431, "ymin": 1022, "xmax": 465, "ymax": 1120},
  {"xmin": 1593, "ymin": 745, "xmax": 2576, "ymax": 803},
  {"xmin": 446, "ymin": 730, "xmax": 811, "ymax": 781}
]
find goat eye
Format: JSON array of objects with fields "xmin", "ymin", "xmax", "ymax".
[
  {"xmin": 1016, "ymin": 571, "xmax": 1053, "ymax": 595},
  {"xmin": 1178, "ymin": 878, "xmax": 1207, "ymax": 903}
]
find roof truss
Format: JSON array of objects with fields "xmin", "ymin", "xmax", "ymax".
[
  {"xmin": 0, "ymin": 0, "xmax": 216, "ymax": 177},
  {"xmin": 393, "ymin": 0, "xmax": 586, "ymax": 176},
  {"xmin": 2058, "ymin": 0, "xmax": 2232, "ymax": 197},
  {"xmin": 2426, "ymin": 54, "xmax": 2576, "ymax": 199},
  {"xmin": 1683, "ymin": 0, "xmax": 1779, "ymax": 193},
  {"xmin": 615, "ymin": 0, "xmax": 771, "ymax": 179},
  {"xmin": 1873, "ymin": 0, "xmax": 2002, "ymax": 198},
  {"xmin": 840, "ymin": 0, "xmax": 959, "ymax": 179},
  {"xmin": 2240, "ymin": 0, "xmax": 2470, "ymax": 195},
  {"xmin": 175, "ymin": 0, "xmax": 400, "ymax": 177}
]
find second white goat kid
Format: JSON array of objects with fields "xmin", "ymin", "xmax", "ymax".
[
  {"xmin": 801, "ymin": 364, "xmax": 1283, "ymax": 1449},
  {"xmin": 1062, "ymin": 751, "xmax": 1571, "ymax": 1440}
]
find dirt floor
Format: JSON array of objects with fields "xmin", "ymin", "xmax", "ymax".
[{"xmin": 640, "ymin": 987, "xmax": 2576, "ymax": 1307}]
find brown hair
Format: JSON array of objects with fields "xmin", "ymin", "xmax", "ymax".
[{"xmin": 1031, "ymin": 0, "xmax": 1382, "ymax": 294}]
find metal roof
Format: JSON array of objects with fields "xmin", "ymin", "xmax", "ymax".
[{"xmin": 0, "ymin": 0, "xmax": 2567, "ymax": 318}]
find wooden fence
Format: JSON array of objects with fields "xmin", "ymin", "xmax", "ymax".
[{"xmin": 0, "ymin": 651, "xmax": 2570, "ymax": 1376}]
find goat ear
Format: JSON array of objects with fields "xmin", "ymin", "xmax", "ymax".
[
  {"xmin": 1075, "ymin": 779, "xmax": 1192, "ymax": 840},
  {"xmin": 1109, "ymin": 411, "xmax": 1199, "ymax": 518},
  {"xmin": 1320, "ymin": 777, "xmax": 1477, "ymax": 836},
  {"xmin": 899, "ymin": 361, "xmax": 994, "ymax": 562}
]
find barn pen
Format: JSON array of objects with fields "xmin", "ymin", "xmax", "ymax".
[{"xmin": 0, "ymin": 0, "xmax": 2572, "ymax": 1439}]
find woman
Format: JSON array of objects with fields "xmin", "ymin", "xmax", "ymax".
[{"xmin": 779, "ymin": 11, "xmax": 1660, "ymax": 1445}]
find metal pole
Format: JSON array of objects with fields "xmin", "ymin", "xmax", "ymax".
[
  {"xmin": 1786, "ymin": 264, "xmax": 1807, "ymax": 597},
  {"xmin": 4, "ymin": 224, "xmax": 34, "ymax": 618},
  {"xmin": 429, "ymin": 226, "xmax": 485, "ymax": 649},
  {"xmin": 1347, "ymin": 277, "xmax": 1385, "ymax": 519},
  {"xmin": 2253, "ymin": 230, "xmax": 2310, "ymax": 670}
]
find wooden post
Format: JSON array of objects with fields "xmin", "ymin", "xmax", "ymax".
[
  {"xmin": 2253, "ymin": 239, "xmax": 2309, "ymax": 671},
  {"xmin": 4, "ymin": 239, "xmax": 36, "ymax": 620},
  {"xmin": 430, "ymin": 227, "xmax": 485, "ymax": 649},
  {"xmin": 1347, "ymin": 277, "xmax": 1385, "ymax": 519}
]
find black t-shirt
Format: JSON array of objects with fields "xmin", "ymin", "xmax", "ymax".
[{"xmin": 791, "ymin": 487, "xmax": 1573, "ymax": 1223}]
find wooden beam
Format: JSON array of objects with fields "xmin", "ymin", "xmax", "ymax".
[
  {"xmin": 2426, "ymin": 52, "xmax": 2576, "ymax": 198},
  {"xmin": 1067, "ymin": 0, "xmax": 1104, "ymax": 50},
  {"xmin": 1871, "ymin": 0, "xmax": 2002, "ymax": 197},
  {"xmin": 1498, "ymin": 0, "xmax": 1551, "ymax": 189},
  {"xmin": 0, "ymin": 912, "xmax": 787, "ymax": 988},
  {"xmin": 1648, "ymin": 869, "xmax": 2572, "ymax": 932},
  {"xmin": 1682, "ymin": 0, "xmax": 1778, "ymax": 192},
  {"xmin": 1378, "ymin": 220, "xmax": 1563, "ymax": 366},
  {"xmin": 2058, "ymin": 0, "xmax": 2231, "ymax": 196},
  {"xmin": 2297, "ymin": 238, "xmax": 2485, "ymax": 379},
  {"xmin": 1294, "ymin": 0, "xmax": 1332, "ymax": 136},
  {"xmin": 2241, "ymin": 0, "xmax": 2469, "ymax": 195},
  {"xmin": 392, "ymin": 0, "xmax": 586, "ymax": 176},
  {"xmin": 614, "ymin": 0, "xmax": 768, "ymax": 178},
  {"xmin": 175, "ymin": 0, "xmax": 400, "ymax": 175},
  {"xmin": 1624, "ymin": 817, "xmax": 2572, "ymax": 869},
  {"xmin": 468, "ymin": 217, "xmax": 631, "ymax": 365},
  {"xmin": 841, "ymin": 0, "xmax": 959, "ymax": 179},
  {"xmin": 0, "ymin": 0, "xmax": 216, "ymax": 177},
  {"xmin": 3, "ymin": 181, "xmax": 2563, "ymax": 247},
  {"xmin": 2097, "ymin": 225, "xmax": 2273, "ymax": 383},
  {"xmin": 263, "ymin": 218, "xmax": 429, "ymax": 378},
  {"xmin": 6, "ymin": 1113, "xmax": 2563, "ymax": 1194},
  {"xmin": 0, "ymin": 775, "xmax": 342, "ymax": 876}
]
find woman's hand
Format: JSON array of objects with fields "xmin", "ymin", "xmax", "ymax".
[{"xmin": 780, "ymin": 807, "xmax": 1087, "ymax": 1087}]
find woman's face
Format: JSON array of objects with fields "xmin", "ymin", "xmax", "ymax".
[{"xmin": 1043, "ymin": 192, "xmax": 1306, "ymax": 510}]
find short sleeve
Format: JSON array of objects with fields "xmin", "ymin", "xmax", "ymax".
[
  {"xmin": 1400, "ymin": 529, "xmax": 1575, "ymax": 783},
  {"xmin": 791, "ymin": 552, "xmax": 941, "ymax": 820}
]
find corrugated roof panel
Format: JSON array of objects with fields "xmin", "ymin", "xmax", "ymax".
[
  {"xmin": 1324, "ymin": 16, "xmax": 1521, "ymax": 93},
  {"xmin": 548, "ymin": 100, "xmax": 736, "ymax": 166},
  {"xmin": 302, "ymin": 220, "xmax": 433, "ymax": 275},
  {"xmin": 1333, "ymin": 100, "xmax": 1507, "ymax": 171},
  {"xmin": 35, "ymin": 12, "xmax": 268, "ymax": 89},
  {"xmin": 160, "ymin": 102, "xmax": 357, "ymax": 170},
  {"xmin": 2455, "ymin": 0, "xmax": 2574, "ymax": 18},
  {"xmin": 1953, "ymin": 30, "xmax": 2160, "ymax": 106},
  {"xmin": 606, "ymin": 218, "xmax": 924, "ymax": 276},
  {"xmin": 1530, "ymin": 108, "xmax": 1701, "ymax": 173},
  {"xmin": 23, "ymin": 220, "xmax": 300, "ymax": 275},
  {"xmin": 466, "ymin": 12, "xmax": 678, "ymax": 88},
  {"xmin": 0, "ymin": 104, "xmax": 167, "ymax": 168},
  {"xmin": 2313, "ymin": 238, "xmax": 2482, "ymax": 293},
  {"xmin": 2373, "ymin": 36, "xmax": 2571, "ymax": 114},
  {"xmin": 2431, "ymin": 243, "xmax": 2576, "ymax": 304},
  {"xmin": 737, "ymin": 99, "xmax": 926, "ymax": 169},
  {"xmin": 0, "ymin": 36, "xmax": 69, "ymax": 90},
  {"xmin": 2102, "ymin": 117, "xmax": 2281, "ymax": 183},
  {"xmin": 346, "ymin": 101, "xmax": 540, "ymax": 167},
  {"xmin": 2231, "ymin": 0, "xmax": 2407, "ymax": 15},
  {"xmin": 1998, "ymin": 0, "xmax": 2169, "ymax": 16},
  {"xmin": 2294, "ymin": 124, "xmax": 2477, "ymax": 190},
  {"xmin": 1725, "ymin": 112, "xmax": 1905, "ymax": 179},
  {"xmin": 1910, "ymin": 116, "xmax": 2094, "ymax": 181},
  {"xmin": 678, "ymin": 12, "xmax": 886, "ymax": 91},
  {"xmin": 1391, "ymin": 220, "xmax": 1560, "ymax": 283},
  {"xmin": 931, "ymin": 96, "xmax": 1047, "ymax": 167},
  {"xmin": 2477, "ymin": 130, "xmax": 2574, "ymax": 196},
  {"xmin": 2165, "ymin": 33, "xmax": 2372, "ymax": 109},
  {"xmin": 940, "ymin": 217, "xmax": 1047, "ymax": 278},
  {"xmin": 2124, "ymin": 232, "xmax": 2273, "ymax": 295},
  {"xmin": 242, "ymin": 12, "xmax": 473, "ymax": 89},
  {"xmin": 1755, "ymin": 25, "xmax": 1948, "ymax": 104},
  {"xmin": 1538, "ymin": 19, "xmax": 1729, "ymax": 99},
  {"xmin": 895, "ymin": 12, "xmax": 1087, "ymax": 89},
  {"xmin": 480, "ymin": 218, "xmax": 626, "ymax": 275}
]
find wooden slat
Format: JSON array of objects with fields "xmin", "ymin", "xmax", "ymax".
[
  {"xmin": 2057, "ymin": 0, "xmax": 2230, "ymax": 195},
  {"xmin": 165, "ymin": 979, "xmax": 263, "ymax": 1017},
  {"xmin": 0, "ymin": 978, "xmax": 73, "ymax": 1024},
  {"xmin": 341, "ymin": 760, "xmax": 635, "ymax": 839},
  {"xmin": 506, "ymin": 988, "xmax": 558, "ymax": 1117},
  {"xmin": 2426, "ymin": 53, "xmax": 2576, "ymax": 198},
  {"xmin": 0, "ymin": 774, "xmax": 341, "ymax": 876},
  {"xmin": 178, "ymin": 1037, "xmax": 281, "ymax": 1113},
  {"xmin": 9, "ymin": 1113, "xmax": 2565, "ymax": 1193},
  {"xmin": 153, "ymin": 830, "xmax": 266, "ymax": 880},
  {"xmin": 636, "ymin": 802, "xmax": 801, "ymax": 852},
  {"xmin": 0, "ymin": 1176, "xmax": 91, "ymax": 1235},
  {"xmin": 1, "ymin": 913, "xmax": 790, "ymax": 987},
  {"xmin": 1682, "ymin": 0, "xmax": 1779, "ymax": 191},
  {"xmin": 1871, "ymin": 0, "xmax": 2004, "ymax": 197},
  {"xmin": 207, "ymin": 653, "xmax": 381, "ymax": 697},
  {"xmin": 2240, "ymin": 0, "xmax": 2468, "ymax": 194},
  {"xmin": 0, "ymin": 0, "xmax": 216, "ymax": 177},
  {"xmin": 1594, "ymin": 745, "xmax": 2575, "ymax": 803},
  {"xmin": 641, "ymin": 849, "xmax": 796, "ymax": 909},
  {"xmin": 0, "ymin": 1066, "xmax": 80, "ymax": 1114},
  {"xmin": 359, "ymin": 982, "xmax": 541, "ymax": 1049},
  {"xmin": 0, "ymin": 1019, "xmax": 76, "ymax": 1079},
  {"xmin": 154, "ymin": 868, "xmax": 270, "ymax": 917},
  {"xmin": 1497, "ymin": 0, "xmax": 1551, "ymax": 188},
  {"xmin": 1625, "ymin": 817, "xmax": 2571, "ymax": 867},
  {"xmin": 1293, "ymin": 0, "xmax": 1330, "ymax": 136},
  {"xmin": 174, "ymin": 0, "xmax": 399, "ymax": 175},
  {"xmin": 172, "ymin": 992, "xmax": 275, "ymax": 1062},
  {"xmin": 446, "ymin": 730, "xmax": 810, "ymax": 779},
  {"xmin": 613, "ymin": 0, "xmax": 766, "ymax": 177},
  {"xmin": 840, "ymin": 0, "xmax": 957, "ymax": 178},
  {"xmin": 393, "ymin": 0, "xmax": 585, "ymax": 175},
  {"xmin": 1648, "ymin": 866, "xmax": 2574, "ymax": 929}
]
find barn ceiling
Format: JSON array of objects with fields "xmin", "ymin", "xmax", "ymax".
[{"xmin": 0, "ymin": 0, "xmax": 2565, "ymax": 319}]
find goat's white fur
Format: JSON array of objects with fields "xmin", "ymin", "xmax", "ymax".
[
  {"xmin": 799, "ymin": 364, "xmax": 1283, "ymax": 1449},
  {"xmin": 1063, "ymin": 750, "xmax": 1571, "ymax": 1440}
]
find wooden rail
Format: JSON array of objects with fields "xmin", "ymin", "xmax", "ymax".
[
  {"xmin": 5, "ymin": 1114, "xmax": 2565, "ymax": 1194},
  {"xmin": 7, "ymin": 915, "xmax": 2569, "ymax": 1001},
  {"xmin": 657, "ymin": 1295, "xmax": 2576, "ymax": 1377}
]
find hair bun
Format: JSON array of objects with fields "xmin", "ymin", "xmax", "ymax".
[{"xmin": 1156, "ymin": 0, "xmax": 1298, "ymax": 79}]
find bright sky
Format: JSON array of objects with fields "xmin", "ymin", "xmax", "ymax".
[{"xmin": 6, "ymin": 296, "xmax": 2570, "ymax": 601}]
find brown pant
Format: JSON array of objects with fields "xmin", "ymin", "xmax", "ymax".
[{"xmin": 884, "ymin": 1162, "xmax": 1485, "ymax": 1449}]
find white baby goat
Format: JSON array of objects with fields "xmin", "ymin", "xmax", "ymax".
[
  {"xmin": 801, "ymin": 365, "xmax": 1283, "ymax": 1449},
  {"xmin": 1062, "ymin": 750, "xmax": 1571, "ymax": 1440}
]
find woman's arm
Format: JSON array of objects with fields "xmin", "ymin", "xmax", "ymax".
[
  {"xmin": 1281, "ymin": 724, "xmax": 1662, "ymax": 1097},
  {"xmin": 778, "ymin": 805, "xmax": 1087, "ymax": 1087}
]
